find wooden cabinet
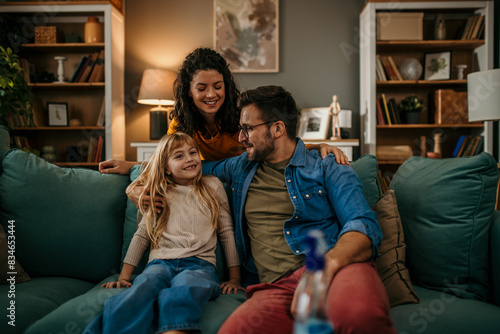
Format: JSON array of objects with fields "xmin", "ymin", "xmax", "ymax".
[
  {"xmin": 360, "ymin": 1, "xmax": 494, "ymax": 168},
  {"xmin": 0, "ymin": 2, "xmax": 125, "ymax": 167}
]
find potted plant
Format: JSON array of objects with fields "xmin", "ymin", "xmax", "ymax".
[
  {"xmin": 0, "ymin": 46, "xmax": 34, "ymax": 130},
  {"xmin": 398, "ymin": 95, "xmax": 425, "ymax": 124}
]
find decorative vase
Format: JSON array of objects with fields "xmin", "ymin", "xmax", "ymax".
[
  {"xmin": 398, "ymin": 58, "xmax": 423, "ymax": 81},
  {"xmin": 434, "ymin": 14, "xmax": 446, "ymax": 40},
  {"xmin": 84, "ymin": 17, "xmax": 102, "ymax": 43}
]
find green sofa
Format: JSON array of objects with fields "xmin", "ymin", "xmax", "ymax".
[{"xmin": 0, "ymin": 125, "xmax": 499, "ymax": 333}]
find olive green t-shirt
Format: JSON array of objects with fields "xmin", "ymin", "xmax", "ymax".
[{"xmin": 245, "ymin": 158, "xmax": 305, "ymax": 283}]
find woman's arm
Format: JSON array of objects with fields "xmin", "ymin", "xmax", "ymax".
[
  {"xmin": 101, "ymin": 263, "xmax": 135, "ymax": 289},
  {"xmin": 99, "ymin": 160, "xmax": 140, "ymax": 175},
  {"xmin": 306, "ymin": 143, "xmax": 350, "ymax": 165},
  {"xmin": 220, "ymin": 265, "xmax": 244, "ymax": 294}
]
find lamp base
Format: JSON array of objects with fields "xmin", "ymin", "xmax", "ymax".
[{"xmin": 150, "ymin": 110, "xmax": 168, "ymax": 140}]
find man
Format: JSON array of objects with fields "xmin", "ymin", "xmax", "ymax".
[{"xmin": 202, "ymin": 85, "xmax": 396, "ymax": 333}]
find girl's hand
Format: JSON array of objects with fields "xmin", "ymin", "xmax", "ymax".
[
  {"xmin": 101, "ymin": 279, "xmax": 132, "ymax": 289},
  {"xmin": 220, "ymin": 279, "xmax": 245, "ymax": 294},
  {"xmin": 126, "ymin": 184, "xmax": 164, "ymax": 213}
]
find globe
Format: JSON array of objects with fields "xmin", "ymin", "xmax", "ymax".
[{"xmin": 398, "ymin": 58, "xmax": 423, "ymax": 81}]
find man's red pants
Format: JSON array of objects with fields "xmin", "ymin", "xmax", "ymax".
[{"xmin": 218, "ymin": 262, "xmax": 397, "ymax": 334}]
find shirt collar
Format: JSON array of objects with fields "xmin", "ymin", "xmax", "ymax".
[{"xmin": 288, "ymin": 138, "xmax": 307, "ymax": 167}]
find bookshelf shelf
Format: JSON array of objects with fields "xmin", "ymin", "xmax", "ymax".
[
  {"xmin": 376, "ymin": 39, "xmax": 484, "ymax": 51},
  {"xmin": 377, "ymin": 123, "xmax": 483, "ymax": 129},
  {"xmin": 1, "ymin": 3, "xmax": 125, "ymax": 166},
  {"xmin": 376, "ymin": 80, "xmax": 467, "ymax": 86}
]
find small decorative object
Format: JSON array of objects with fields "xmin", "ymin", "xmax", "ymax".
[
  {"xmin": 47, "ymin": 102, "xmax": 68, "ymax": 126},
  {"xmin": 427, "ymin": 132, "xmax": 442, "ymax": 159},
  {"xmin": 424, "ymin": 51, "xmax": 451, "ymax": 80},
  {"xmin": 69, "ymin": 118, "xmax": 82, "ymax": 127},
  {"xmin": 84, "ymin": 17, "xmax": 102, "ymax": 43},
  {"xmin": 297, "ymin": 107, "xmax": 331, "ymax": 140},
  {"xmin": 41, "ymin": 145, "xmax": 56, "ymax": 162},
  {"xmin": 53, "ymin": 56, "xmax": 66, "ymax": 83},
  {"xmin": 455, "ymin": 64, "xmax": 467, "ymax": 80},
  {"xmin": 35, "ymin": 26, "xmax": 60, "ymax": 44},
  {"xmin": 329, "ymin": 95, "xmax": 341, "ymax": 140},
  {"xmin": 434, "ymin": 14, "xmax": 446, "ymax": 40},
  {"xmin": 398, "ymin": 95, "xmax": 425, "ymax": 124},
  {"xmin": 398, "ymin": 58, "xmax": 423, "ymax": 80},
  {"xmin": 435, "ymin": 89, "xmax": 468, "ymax": 124}
]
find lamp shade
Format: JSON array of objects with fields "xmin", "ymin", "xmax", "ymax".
[
  {"xmin": 467, "ymin": 69, "xmax": 500, "ymax": 121},
  {"xmin": 138, "ymin": 69, "xmax": 176, "ymax": 106},
  {"xmin": 339, "ymin": 109, "xmax": 352, "ymax": 128}
]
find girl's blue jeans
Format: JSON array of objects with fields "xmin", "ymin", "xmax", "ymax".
[{"xmin": 83, "ymin": 257, "xmax": 220, "ymax": 334}]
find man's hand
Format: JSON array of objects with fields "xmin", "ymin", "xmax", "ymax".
[
  {"xmin": 99, "ymin": 159, "xmax": 139, "ymax": 175},
  {"xmin": 319, "ymin": 144, "xmax": 350, "ymax": 165},
  {"xmin": 126, "ymin": 183, "xmax": 163, "ymax": 213}
]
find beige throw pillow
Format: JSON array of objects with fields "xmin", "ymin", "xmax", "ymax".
[{"xmin": 373, "ymin": 190, "xmax": 419, "ymax": 307}]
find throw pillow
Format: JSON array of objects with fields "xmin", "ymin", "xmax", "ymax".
[
  {"xmin": 373, "ymin": 190, "xmax": 419, "ymax": 307},
  {"xmin": 0, "ymin": 224, "xmax": 30, "ymax": 283},
  {"xmin": 350, "ymin": 154, "xmax": 381, "ymax": 207},
  {"xmin": 389, "ymin": 152, "xmax": 498, "ymax": 301}
]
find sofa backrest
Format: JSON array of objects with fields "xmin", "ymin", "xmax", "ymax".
[{"xmin": 0, "ymin": 148, "xmax": 132, "ymax": 283}]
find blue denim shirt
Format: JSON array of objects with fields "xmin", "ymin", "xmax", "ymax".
[{"xmin": 202, "ymin": 139, "xmax": 382, "ymax": 279}]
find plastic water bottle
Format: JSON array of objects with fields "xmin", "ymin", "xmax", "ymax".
[{"xmin": 294, "ymin": 230, "xmax": 334, "ymax": 334}]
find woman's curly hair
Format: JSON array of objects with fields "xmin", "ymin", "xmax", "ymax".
[{"xmin": 170, "ymin": 48, "xmax": 240, "ymax": 136}]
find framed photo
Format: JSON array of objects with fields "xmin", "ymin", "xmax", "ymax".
[
  {"xmin": 47, "ymin": 102, "xmax": 68, "ymax": 126},
  {"xmin": 424, "ymin": 51, "xmax": 451, "ymax": 80},
  {"xmin": 214, "ymin": 0, "xmax": 279, "ymax": 73},
  {"xmin": 298, "ymin": 107, "xmax": 331, "ymax": 140}
]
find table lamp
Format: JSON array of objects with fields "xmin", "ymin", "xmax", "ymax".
[
  {"xmin": 468, "ymin": 68, "xmax": 500, "ymax": 157},
  {"xmin": 138, "ymin": 69, "xmax": 176, "ymax": 140}
]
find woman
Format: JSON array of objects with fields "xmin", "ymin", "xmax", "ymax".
[{"xmin": 100, "ymin": 48, "xmax": 349, "ymax": 207}]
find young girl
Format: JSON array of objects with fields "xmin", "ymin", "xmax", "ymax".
[{"xmin": 84, "ymin": 132, "xmax": 242, "ymax": 334}]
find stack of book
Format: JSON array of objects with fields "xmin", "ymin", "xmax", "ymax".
[
  {"xmin": 460, "ymin": 15, "xmax": 485, "ymax": 40},
  {"xmin": 376, "ymin": 55, "xmax": 403, "ymax": 82},
  {"xmin": 452, "ymin": 135, "xmax": 483, "ymax": 157},
  {"xmin": 87, "ymin": 135, "xmax": 105, "ymax": 163},
  {"xmin": 376, "ymin": 94, "xmax": 401, "ymax": 125},
  {"xmin": 70, "ymin": 49, "xmax": 105, "ymax": 83}
]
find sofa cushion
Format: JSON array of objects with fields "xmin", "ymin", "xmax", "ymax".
[
  {"xmin": 0, "ymin": 149, "xmax": 130, "ymax": 282},
  {"xmin": 0, "ymin": 224, "xmax": 30, "ymax": 283},
  {"xmin": 373, "ymin": 190, "xmax": 419, "ymax": 307},
  {"xmin": 0, "ymin": 277, "xmax": 93, "ymax": 334},
  {"xmin": 391, "ymin": 285, "xmax": 500, "ymax": 334},
  {"xmin": 350, "ymin": 154, "xmax": 381, "ymax": 207},
  {"xmin": 389, "ymin": 153, "xmax": 498, "ymax": 301}
]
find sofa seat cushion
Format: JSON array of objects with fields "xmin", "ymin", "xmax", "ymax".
[
  {"xmin": 0, "ymin": 277, "xmax": 93, "ymax": 334},
  {"xmin": 0, "ymin": 149, "xmax": 130, "ymax": 282},
  {"xmin": 391, "ymin": 285, "xmax": 500, "ymax": 334},
  {"xmin": 26, "ymin": 274, "xmax": 247, "ymax": 334},
  {"xmin": 389, "ymin": 153, "xmax": 498, "ymax": 301}
]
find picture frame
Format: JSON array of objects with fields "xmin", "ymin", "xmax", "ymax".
[
  {"xmin": 424, "ymin": 51, "xmax": 451, "ymax": 80},
  {"xmin": 214, "ymin": 0, "xmax": 279, "ymax": 73},
  {"xmin": 47, "ymin": 102, "xmax": 68, "ymax": 126},
  {"xmin": 298, "ymin": 107, "xmax": 331, "ymax": 140}
]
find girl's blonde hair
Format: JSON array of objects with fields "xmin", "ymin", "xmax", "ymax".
[{"xmin": 130, "ymin": 132, "xmax": 220, "ymax": 250}]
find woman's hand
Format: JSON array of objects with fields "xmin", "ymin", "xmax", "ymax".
[
  {"xmin": 220, "ymin": 279, "xmax": 245, "ymax": 294},
  {"xmin": 99, "ymin": 159, "xmax": 139, "ymax": 175},
  {"xmin": 321, "ymin": 144, "xmax": 350, "ymax": 165},
  {"xmin": 126, "ymin": 183, "xmax": 164, "ymax": 213},
  {"xmin": 101, "ymin": 279, "xmax": 132, "ymax": 289}
]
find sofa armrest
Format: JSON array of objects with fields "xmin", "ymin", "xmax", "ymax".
[{"xmin": 491, "ymin": 211, "xmax": 500, "ymax": 307}]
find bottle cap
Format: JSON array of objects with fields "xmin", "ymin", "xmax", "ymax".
[{"xmin": 304, "ymin": 230, "xmax": 327, "ymax": 271}]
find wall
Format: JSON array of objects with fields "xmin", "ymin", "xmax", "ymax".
[{"xmin": 124, "ymin": 0, "xmax": 365, "ymax": 160}]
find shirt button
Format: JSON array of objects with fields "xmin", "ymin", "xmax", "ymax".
[
  {"xmin": 305, "ymin": 194, "xmax": 310, "ymax": 198},
  {"xmin": 286, "ymin": 231, "xmax": 291, "ymax": 235},
  {"xmin": 293, "ymin": 196, "xmax": 297, "ymax": 199},
  {"xmin": 288, "ymin": 180, "xmax": 291, "ymax": 183},
  {"xmin": 318, "ymin": 190, "xmax": 322, "ymax": 194},
  {"xmin": 295, "ymin": 216, "xmax": 299, "ymax": 219},
  {"xmin": 295, "ymin": 250, "xmax": 300, "ymax": 253}
]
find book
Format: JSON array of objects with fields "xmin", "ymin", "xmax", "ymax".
[
  {"xmin": 388, "ymin": 98, "xmax": 400, "ymax": 124},
  {"xmin": 376, "ymin": 98, "xmax": 385, "ymax": 125},
  {"xmin": 70, "ymin": 56, "xmax": 88, "ymax": 83},
  {"xmin": 452, "ymin": 135, "xmax": 467, "ymax": 157},
  {"xmin": 87, "ymin": 136, "xmax": 98, "ymax": 163},
  {"xmin": 456, "ymin": 135, "xmax": 471, "ymax": 157},
  {"xmin": 78, "ymin": 51, "xmax": 100, "ymax": 83},
  {"xmin": 376, "ymin": 55, "xmax": 387, "ymax": 81},
  {"xmin": 463, "ymin": 136, "xmax": 479, "ymax": 157},
  {"xmin": 89, "ymin": 49, "xmax": 105, "ymax": 82},
  {"xmin": 96, "ymin": 97, "xmax": 105, "ymax": 126},
  {"xmin": 380, "ymin": 94, "xmax": 392, "ymax": 125},
  {"xmin": 473, "ymin": 137, "xmax": 484, "ymax": 155},
  {"xmin": 387, "ymin": 56, "xmax": 403, "ymax": 81},
  {"xmin": 380, "ymin": 56, "xmax": 397, "ymax": 81},
  {"xmin": 470, "ymin": 15, "xmax": 484, "ymax": 39}
]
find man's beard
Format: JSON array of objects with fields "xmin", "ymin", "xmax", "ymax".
[{"xmin": 246, "ymin": 130, "xmax": 275, "ymax": 162}]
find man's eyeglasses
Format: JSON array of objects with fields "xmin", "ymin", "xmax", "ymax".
[{"xmin": 238, "ymin": 120, "xmax": 277, "ymax": 138}]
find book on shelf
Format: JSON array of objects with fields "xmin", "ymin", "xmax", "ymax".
[
  {"xmin": 380, "ymin": 55, "xmax": 398, "ymax": 81},
  {"xmin": 387, "ymin": 56, "xmax": 403, "ymax": 81},
  {"xmin": 380, "ymin": 94, "xmax": 392, "ymax": 125},
  {"xmin": 376, "ymin": 98, "xmax": 386, "ymax": 125},
  {"xmin": 87, "ymin": 136, "xmax": 98, "ymax": 163},
  {"xmin": 88, "ymin": 49, "xmax": 105, "ymax": 83},
  {"xmin": 452, "ymin": 135, "xmax": 467, "ymax": 157},
  {"xmin": 78, "ymin": 51, "xmax": 100, "ymax": 83},
  {"xmin": 461, "ymin": 15, "xmax": 484, "ymax": 40},
  {"xmin": 70, "ymin": 56, "xmax": 88, "ymax": 83},
  {"xmin": 388, "ymin": 98, "xmax": 400, "ymax": 124},
  {"xmin": 378, "ymin": 170, "xmax": 388, "ymax": 194},
  {"xmin": 455, "ymin": 136, "xmax": 483, "ymax": 157},
  {"xmin": 96, "ymin": 97, "xmax": 105, "ymax": 126},
  {"xmin": 376, "ymin": 55, "xmax": 387, "ymax": 81}
]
